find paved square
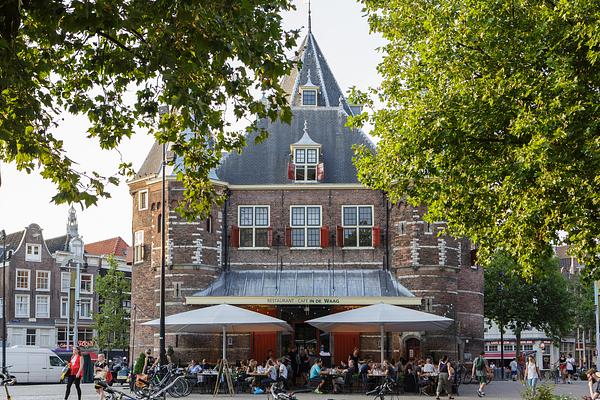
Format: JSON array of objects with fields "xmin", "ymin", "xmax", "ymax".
[{"xmin": 4, "ymin": 380, "xmax": 590, "ymax": 400}]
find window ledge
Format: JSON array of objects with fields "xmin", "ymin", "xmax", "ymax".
[
  {"xmin": 342, "ymin": 247, "xmax": 375, "ymax": 250},
  {"xmin": 290, "ymin": 247, "xmax": 323, "ymax": 250},
  {"xmin": 35, "ymin": 289, "xmax": 50, "ymax": 292},
  {"xmin": 15, "ymin": 288, "xmax": 30, "ymax": 291},
  {"xmin": 237, "ymin": 247, "xmax": 271, "ymax": 251}
]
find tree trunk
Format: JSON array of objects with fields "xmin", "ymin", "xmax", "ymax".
[
  {"xmin": 515, "ymin": 329, "xmax": 522, "ymax": 380},
  {"xmin": 500, "ymin": 325, "xmax": 505, "ymax": 380}
]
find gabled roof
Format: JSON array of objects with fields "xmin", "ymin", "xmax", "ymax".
[
  {"xmin": 194, "ymin": 269, "xmax": 415, "ymax": 298},
  {"xmin": 0, "ymin": 230, "xmax": 25, "ymax": 260},
  {"xmin": 45, "ymin": 234, "xmax": 72, "ymax": 254},
  {"xmin": 85, "ymin": 237, "xmax": 130, "ymax": 258}
]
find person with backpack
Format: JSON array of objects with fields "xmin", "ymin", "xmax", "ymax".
[{"xmin": 471, "ymin": 351, "xmax": 489, "ymax": 397}]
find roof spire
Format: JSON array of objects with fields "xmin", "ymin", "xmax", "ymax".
[{"xmin": 308, "ymin": 0, "xmax": 312, "ymax": 33}]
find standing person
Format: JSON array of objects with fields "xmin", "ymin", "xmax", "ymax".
[
  {"xmin": 142, "ymin": 348, "xmax": 156, "ymax": 374},
  {"xmin": 566, "ymin": 353, "xmax": 576, "ymax": 384},
  {"xmin": 436, "ymin": 355, "xmax": 454, "ymax": 400},
  {"xmin": 559, "ymin": 353, "xmax": 567, "ymax": 383},
  {"xmin": 65, "ymin": 347, "xmax": 84, "ymax": 400},
  {"xmin": 524, "ymin": 355, "xmax": 540, "ymax": 396},
  {"xmin": 349, "ymin": 347, "xmax": 360, "ymax": 367},
  {"xmin": 94, "ymin": 353, "xmax": 109, "ymax": 400},
  {"xmin": 472, "ymin": 351, "xmax": 489, "ymax": 398},
  {"xmin": 287, "ymin": 346, "xmax": 299, "ymax": 384},
  {"xmin": 509, "ymin": 358, "xmax": 518, "ymax": 381}
]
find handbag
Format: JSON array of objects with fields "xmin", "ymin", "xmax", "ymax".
[
  {"xmin": 106, "ymin": 370, "xmax": 113, "ymax": 383},
  {"xmin": 60, "ymin": 363, "xmax": 71, "ymax": 382}
]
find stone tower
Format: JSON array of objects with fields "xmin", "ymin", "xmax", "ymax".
[{"xmin": 390, "ymin": 201, "xmax": 484, "ymax": 362}]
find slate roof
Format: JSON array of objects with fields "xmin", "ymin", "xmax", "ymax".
[
  {"xmin": 134, "ymin": 31, "xmax": 374, "ymax": 184},
  {"xmin": 45, "ymin": 234, "xmax": 72, "ymax": 254},
  {"xmin": 0, "ymin": 230, "xmax": 24, "ymax": 260},
  {"xmin": 85, "ymin": 237, "xmax": 130, "ymax": 257},
  {"xmin": 194, "ymin": 269, "xmax": 414, "ymax": 298}
]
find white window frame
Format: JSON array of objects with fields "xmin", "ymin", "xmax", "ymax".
[
  {"xmin": 15, "ymin": 269, "xmax": 30, "ymax": 290},
  {"xmin": 15, "ymin": 294, "xmax": 30, "ymax": 318},
  {"xmin": 293, "ymin": 147, "xmax": 319, "ymax": 182},
  {"xmin": 80, "ymin": 274, "xmax": 93, "ymax": 294},
  {"xmin": 341, "ymin": 205, "xmax": 374, "ymax": 248},
  {"xmin": 60, "ymin": 296, "xmax": 68, "ymax": 318},
  {"xmin": 424, "ymin": 222, "xmax": 433, "ymax": 234},
  {"xmin": 60, "ymin": 272, "xmax": 71, "ymax": 292},
  {"xmin": 134, "ymin": 230, "xmax": 144, "ymax": 264},
  {"xmin": 25, "ymin": 243, "xmax": 42, "ymax": 262},
  {"xmin": 138, "ymin": 189, "xmax": 148, "ymax": 211},
  {"xmin": 290, "ymin": 205, "xmax": 322, "ymax": 248},
  {"xmin": 79, "ymin": 297, "xmax": 93, "ymax": 319},
  {"xmin": 301, "ymin": 88, "xmax": 318, "ymax": 106},
  {"xmin": 35, "ymin": 295, "xmax": 50, "ymax": 318},
  {"xmin": 238, "ymin": 205, "xmax": 271, "ymax": 249},
  {"xmin": 26, "ymin": 328, "xmax": 36, "ymax": 346},
  {"xmin": 35, "ymin": 270, "xmax": 51, "ymax": 292}
]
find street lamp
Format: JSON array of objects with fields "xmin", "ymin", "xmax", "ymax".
[
  {"xmin": 1, "ymin": 229, "xmax": 7, "ymax": 373},
  {"xmin": 69, "ymin": 236, "xmax": 84, "ymax": 348},
  {"xmin": 158, "ymin": 105, "xmax": 169, "ymax": 366}
]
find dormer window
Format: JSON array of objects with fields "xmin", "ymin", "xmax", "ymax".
[
  {"xmin": 288, "ymin": 121, "xmax": 325, "ymax": 183},
  {"xmin": 302, "ymin": 89, "xmax": 317, "ymax": 106},
  {"xmin": 294, "ymin": 148, "xmax": 319, "ymax": 181},
  {"xmin": 300, "ymin": 70, "xmax": 319, "ymax": 107}
]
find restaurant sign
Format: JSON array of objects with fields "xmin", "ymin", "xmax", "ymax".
[{"xmin": 186, "ymin": 296, "xmax": 421, "ymax": 306}]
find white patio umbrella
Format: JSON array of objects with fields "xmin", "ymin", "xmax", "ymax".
[
  {"xmin": 143, "ymin": 303, "xmax": 292, "ymax": 360},
  {"xmin": 306, "ymin": 303, "xmax": 453, "ymax": 363}
]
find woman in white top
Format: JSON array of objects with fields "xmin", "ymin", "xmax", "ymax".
[{"xmin": 524, "ymin": 355, "xmax": 540, "ymax": 395}]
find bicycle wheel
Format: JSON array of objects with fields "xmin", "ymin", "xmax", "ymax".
[
  {"xmin": 462, "ymin": 371, "xmax": 472, "ymax": 385},
  {"xmin": 167, "ymin": 376, "xmax": 189, "ymax": 398}
]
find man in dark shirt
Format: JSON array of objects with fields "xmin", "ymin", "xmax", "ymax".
[{"xmin": 349, "ymin": 348, "xmax": 360, "ymax": 368}]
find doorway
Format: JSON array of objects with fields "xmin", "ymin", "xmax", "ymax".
[{"xmin": 405, "ymin": 338, "xmax": 421, "ymax": 360}]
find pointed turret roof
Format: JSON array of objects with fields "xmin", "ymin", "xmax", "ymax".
[
  {"xmin": 280, "ymin": 32, "xmax": 353, "ymax": 115},
  {"xmin": 292, "ymin": 121, "xmax": 320, "ymax": 147}
]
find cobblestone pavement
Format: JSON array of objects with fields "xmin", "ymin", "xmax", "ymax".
[{"xmin": 4, "ymin": 380, "xmax": 590, "ymax": 400}]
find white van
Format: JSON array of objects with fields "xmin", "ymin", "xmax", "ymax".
[{"xmin": 0, "ymin": 346, "xmax": 66, "ymax": 383}]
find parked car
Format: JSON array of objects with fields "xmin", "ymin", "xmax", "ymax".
[{"xmin": 0, "ymin": 346, "xmax": 66, "ymax": 383}]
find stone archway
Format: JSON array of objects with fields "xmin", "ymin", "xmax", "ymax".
[{"xmin": 405, "ymin": 337, "xmax": 421, "ymax": 360}]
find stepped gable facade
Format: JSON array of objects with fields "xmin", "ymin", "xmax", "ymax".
[{"xmin": 129, "ymin": 27, "xmax": 483, "ymax": 364}]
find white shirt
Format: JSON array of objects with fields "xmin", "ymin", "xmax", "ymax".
[
  {"xmin": 566, "ymin": 358, "xmax": 575, "ymax": 370},
  {"xmin": 279, "ymin": 364, "xmax": 288, "ymax": 379},
  {"xmin": 525, "ymin": 362, "xmax": 538, "ymax": 379},
  {"xmin": 423, "ymin": 363, "xmax": 435, "ymax": 373},
  {"xmin": 268, "ymin": 365, "xmax": 278, "ymax": 381},
  {"xmin": 510, "ymin": 360, "xmax": 518, "ymax": 371}
]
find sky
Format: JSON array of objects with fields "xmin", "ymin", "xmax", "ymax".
[{"xmin": 0, "ymin": 0, "xmax": 385, "ymax": 246}]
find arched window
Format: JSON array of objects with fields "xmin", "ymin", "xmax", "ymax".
[{"xmin": 157, "ymin": 214, "xmax": 162, "ymax": 233}]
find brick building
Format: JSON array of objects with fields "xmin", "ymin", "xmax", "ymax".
[
  {"xmin": 0, "ymin": 208, "xmax": 131, "ymax": 350},
  {"xmin": 129, "ymin": 27, "xmax": 484, "ymax": 364}
]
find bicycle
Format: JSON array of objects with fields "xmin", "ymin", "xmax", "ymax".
[
  {"xmin": 0, "ymin": 369, "xmax": 16, "ymax": 400},
  {"xmin": 366, "ymin": 379, "xmax": 400, "ymax": 400},
  {"xmin": 133, "ymin": 365, "xmax": 190, "ymax": 398}
]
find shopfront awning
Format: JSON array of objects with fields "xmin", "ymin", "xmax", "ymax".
[{"xmin": 186, "ymin": 269, "xmax": 421, "ymax": 306}]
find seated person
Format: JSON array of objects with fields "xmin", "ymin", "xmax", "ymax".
[
  {"xmin": 261, "ymin": 360, "xmax": 279, "ymax": 388},
  {"xmin": 188, "ymin": 359, "xmax": 201, "ymax": 375},
  {"xmin": 277, "ymin": 359, "xmax": 288, "ymax": 383},
  {"xmin": 309, "ymin": 358, "xmax": 326, "ymax": 394},
  {"xmin": 586, "ymin": 369, "xmax": 600, "ymax": 400},
  {"xmin": 422, "ymin": 358, "xmax": 435, "ymax": 374}
]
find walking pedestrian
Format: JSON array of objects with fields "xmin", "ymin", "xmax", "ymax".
[
  {"xmin": 524, "ymin": 355, "xmax": 540, "ymax": 396},
  {"xmin": 566, "ymin": 353, "xmax": 576, "ymax": 384},
  {"xmin": 472, "ymin": 351, "xmax": 489, "ymax": 397},
  {"xmin": 509, "ymin": 358, "xmax": 518, "ymax": 381},
  {"xmin": 436, "ymin": 355, "xmax": 454, "ymax": 400},
  {"xmin": 559, "ymin": 353, "xmax": 567, "ymax": 383},
  {"xmin": 64, "ymin": 347, "xmax": 84, "ymax": 400}
]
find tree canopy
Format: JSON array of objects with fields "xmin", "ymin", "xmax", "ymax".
[
  {"xmin": 0, "ymin": 0, "xmax": 297, "ymax": 218},
  {"xmin": 484, "ymin": 251, "xmax": 573, "ymax": 345},
  {"xmin": 351, "ymin": 0, "xmax": 600, "ymax": 277},
  {"xmin": 93, "ymin": 256, "xmax": 131, "ymax": 354}
]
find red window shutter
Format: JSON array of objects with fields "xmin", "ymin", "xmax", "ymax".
[
  {"xmin": 317, "ymin": 163, "xmax": 325, "ymax": 181},
  {"xmin": 231, "ymin": 225, "xmax": 240, "ymax": 248},
  {"xmin": 268, "ymin": 227, "xmax": 273, "ymax": 247},
  {"xmin": 287, "ymin": 162, "xmax": 295, "ymax": 180},
  {"xmin": 372, "ymin": 226, "xmax": 381, "ymax": 247},
  {"xmin": 320, "ymin": 226, "xmax": 329, "ymax": 248},
  {"xmin": 285, "ymin": 227, "xmax": 292, "ymax": 247},
  {"xmin": 336, "ymin": 226, "xmax": 344, "ymax": 248}
]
